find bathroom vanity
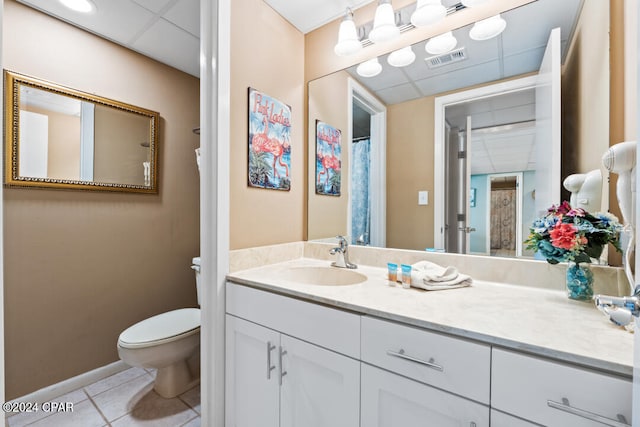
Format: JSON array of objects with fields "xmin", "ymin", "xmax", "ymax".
[{"xmin": 225, "ymin": 257, "xmax": 633, "ymax": 427}]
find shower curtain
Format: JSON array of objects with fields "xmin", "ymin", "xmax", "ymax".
[
  {"xmin": 351, "ymin": 138, "xmax": 371, "ymax": 245},
  {"xmin": 490, "ymin": 188, "xmax": 516, "ymax": 250}
]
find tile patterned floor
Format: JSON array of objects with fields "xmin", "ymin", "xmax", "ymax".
[{"xmin": 4, "ymin": 368, "xmax": 200, "ymax": 427}]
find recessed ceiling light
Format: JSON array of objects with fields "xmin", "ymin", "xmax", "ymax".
[{"xmin": 59, "ymin": 0, "xmax": 96, "ymax": 14}]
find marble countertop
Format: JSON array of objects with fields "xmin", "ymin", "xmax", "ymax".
[{"xmin": 227, "ymin": 257, "xmax": 634, "ymax": 377}]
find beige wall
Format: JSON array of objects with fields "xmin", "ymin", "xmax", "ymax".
[
  {"xmin": 386, "ymin": 97, "xmax": 435, "ymax": 250},
  {"xmin": 562, "ymin": 0, "xmax": 610, "ymax": 180},
  {"xmin": 307, "ymin": 72, "xmax": 350, "ymax": 240},
  {"xmin": 3, "ymin": 0, "xmax": 200, "ymax": 399},
  {"xmin": 229, "ymin": 0, "xmax": 305, "ymax": 250},
  {"xmin": 94, "ymin": 106, "xmax": 150, "ymax": 186}
]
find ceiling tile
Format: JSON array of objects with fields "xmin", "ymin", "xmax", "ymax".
[
  {"xmin": 376, "ymin": 84, "xmax": 422, "ymax": 105},
  {"xmin": 132, "ymin": 18, "xmax": 200, "ymax": 76},
  {"xmin": 131, "ymin": 0, "xmax": 175, "ymax": 14},
  {"xmin": 263, "ymin": 0, "xmax": 374, "ymax": 33},
  {"xmin": 164, "ymin": 0, "xmax": 200, "ymax": 37}
]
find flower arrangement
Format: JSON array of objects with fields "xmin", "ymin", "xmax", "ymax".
[{"xmin": 525, "ymin": 201, "xmax": 623, "ymax": 265}]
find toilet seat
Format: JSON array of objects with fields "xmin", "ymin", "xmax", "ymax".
[{"xmin": 118, "ymin": 308, "xmax": 200, "ymax": 349}]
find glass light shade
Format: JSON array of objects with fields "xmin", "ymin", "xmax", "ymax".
[
  {"xmin": 368, "ymin": 2, "xmax": 400, "ymax": 43},
  {"xmin": 469, "ymin": 14, "xmax": 507, "ymax": 40},
  {"xmin": 357, "ymin": 58, "xmax": 383, "ymax": 77},
  {"xmin": 425, "ymin": 31, "xmax": 457, "ymax": 54},
  {"xmin": 410, "ymin": 0, "xmax": 446, "ymax": 27},
  {"xmin": 334, "ymin": 17, "xmax": 362, "ymax": 56},
  {"xmin": 387, "ymin": 46, "xmax": 416, "ymax": 67},
  {"xmin": 59, "ymin": 0, "xmax": 95, "ymax": 13},
  {"xmin": 461, "ymin": 0, "xmax": 489, "ymax": 7}
]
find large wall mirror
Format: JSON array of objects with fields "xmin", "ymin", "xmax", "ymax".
[
  {"xmin": 4, "ymin": 70, "xmax": 160, "ymax": 193},
  {"xmin": 308, "ymin": 0, "xmax": 611, "ymax": 260}
]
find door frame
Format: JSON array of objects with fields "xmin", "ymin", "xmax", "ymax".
[
  {"xmin": 434, "ymin": 75, "xmax": 538, "ymax": 250},
  {"xmin": 485, "ymin": 172, "xmax": 524, "ymax": 257},
  {"xmin": 347, "ymin": 78, "xmax": 386, "ymax": 247}
]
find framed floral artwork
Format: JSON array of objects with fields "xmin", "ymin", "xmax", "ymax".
[
  {"xmin": 315, "ymin": 120, "xmax": 341, "ymax": 196},
  {"xmin": 248, "ymin": 88, "xmax": 291, "ymax": 191}
]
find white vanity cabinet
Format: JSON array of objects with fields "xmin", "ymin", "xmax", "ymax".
[
  {"xmin": 360, "ymin": 316, "xmax": 491, "ymax": 427},
  {"xmin": 225, "ymin": 282, "xmax": 361, "ymax": 427},
  {"xmin": 492, "ymin": 348, "xmax": 632, "ymax": 426}
]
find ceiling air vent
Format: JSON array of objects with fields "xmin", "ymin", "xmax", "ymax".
[{"xmin": 425, "ymin": 47, "xmax": 467, "ymax": 69}]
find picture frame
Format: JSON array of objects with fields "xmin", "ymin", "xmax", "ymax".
[
  {"xmin": 470, "ymin": 187, "xmax": 477, "ymax": 207},
  {"xmin": 315, "ymin": 120, "xmax": 341, "ymax": 196},
  {"xmin": 247, "ymin": 87, "xmax": 291, "ymax": 191}
]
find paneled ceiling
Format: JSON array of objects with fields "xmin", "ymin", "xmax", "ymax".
[
  {"xmin": 16, "ymin": 0, "xmax": 201, "ymax": 76},
  {"xmin": 16, "ymin": 0, "xmax": 583, "ymax": 177}
]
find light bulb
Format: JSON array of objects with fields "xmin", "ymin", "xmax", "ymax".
[
  {"xmin": 469, "ymin": 14, "xmax": 507, "ymax": 41},
  {"xmin": 388, "ymin": 46, "xmax": 416, "ymax": 67},
  {"xmin": 425, "ymin": 31, "xmax": 457, "ymax": 55},
  {"xmin": 334, "ymin": 10, "xmax": 362, "ymax": 56},
  {"xmin": 368, "ymin": 1, "xmax": 400, "ymax": 44},
  {"xmin": 411, "ymin": 0, "xmax": 446, "ymax": 27},
  {"xmin": 357, "ymin": 58, "xmax": 383, "ymax": 77}
]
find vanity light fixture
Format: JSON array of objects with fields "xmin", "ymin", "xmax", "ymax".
[
  {"xmin": 387, "ymin": 46, "xmax": 416, "ymax": 67},
  {"xmin": 368, "ymin": 0, "xmax": 400, "ymax": 44},
  {"xmin": 334, "ymin": 8, "xmax": 363, "ymax": 56},
  {"xmin": 469, "ymin": 14, "xmax": 507, "ymax": 40},
  {"xmin": 410, "ymin": 0, "xmax": 447, "ymax": 27},
  {"xmin": 59, "ymin": 0, "xmax": 96, "ymax": 13},
  {"xmin": 425, "ymin": 31, "xmax": 457, "ymax": 54},
  {"xmin": 356, "ymin": 57, "xmax": 383, "ymax": 77}
]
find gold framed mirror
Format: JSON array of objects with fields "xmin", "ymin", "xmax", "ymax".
[{"xmin": 4, "ymin": 70, "xmax": 160, "ymax": 193}]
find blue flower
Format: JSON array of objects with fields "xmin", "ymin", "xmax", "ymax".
[{"xmin": 537, "ymin": 240, "xmax": 568, "ymax": 264}]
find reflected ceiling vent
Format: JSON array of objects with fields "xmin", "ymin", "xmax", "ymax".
[{"xmin": 425, "ymin": 47, "xmax": 467, "ymax": 69}]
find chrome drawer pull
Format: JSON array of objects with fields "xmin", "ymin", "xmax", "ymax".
[
  {"xmin": 547, "ymin": 398, "xmax": 630, "ymax": 427},
  {"xmin": 266, "ymin": 342, "xmax": 276, "ymax": 380},
  {"xmin": 386, "ymin": 349, "xmax": 444, "ymax": 372},
  {"xmin": 279, "ymin": 346, "xmax": 288, "ymax": 385}
]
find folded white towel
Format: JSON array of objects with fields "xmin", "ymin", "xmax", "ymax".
[{"xmin": 410, "ymin": 260, "xmax": 472, "ymax": 291}]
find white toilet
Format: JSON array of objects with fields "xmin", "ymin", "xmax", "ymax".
[{"xmin": 117, "ymin": 257, "xmax": 201, "ymax": 398}]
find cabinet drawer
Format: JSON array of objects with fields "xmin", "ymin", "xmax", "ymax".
[
  {"xmin": 361, "ymin": 316, "xmax": 490, "ymax": 404},
  {"xmin": 492, "ymin": 348, "xmax": 632, "ymax": 426},
  {"xmin": 226, "ymin": 281, "xmax": 360, "ymax": 358}
]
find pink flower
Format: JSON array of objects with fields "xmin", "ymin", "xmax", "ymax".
[{"xmin": 550, "ymin": 222, "xmax": 584, "ymax": 250}]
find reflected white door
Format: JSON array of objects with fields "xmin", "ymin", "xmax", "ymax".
[
  {"xmin": 534, "ymin": 27, "xmax": 562, "ymax": 214},
  {"xmin": 18, "ymin": 110, "xmax": 48, "ymax": 178}
]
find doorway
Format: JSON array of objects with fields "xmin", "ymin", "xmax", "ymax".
[
  {"xmin": 486, "ymin": 173, "xmax": 523, "ymax": 258},
  {"xmin": 347, "ymin": 78, "xmax": 386, "ymax": 248}
]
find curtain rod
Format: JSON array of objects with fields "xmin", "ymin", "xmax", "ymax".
[{"xmin": 352, "ymin": 136, "xmax": 370, "ymax": 142}]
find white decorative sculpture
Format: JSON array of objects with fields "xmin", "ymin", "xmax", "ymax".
[
  {"xmin": 602, "ymin": 140, "xmax": 636, "ymax": 293},
  {"xmin": 562, "ymin": 169, "xmax": 603, "ymax": 213}
]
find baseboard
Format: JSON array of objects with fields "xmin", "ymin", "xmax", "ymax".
[{"xmin": 7, "ymin": 360, "xmax": 130, "ymax": 404}]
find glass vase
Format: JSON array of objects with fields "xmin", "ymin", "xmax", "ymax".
[{"xmin": 566, "ymin": 262, "xmax": 594, "ymax": 301}]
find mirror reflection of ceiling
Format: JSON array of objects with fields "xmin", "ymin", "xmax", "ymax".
[{"xmin": 345, "ymin": 0, "xmax": 581, "ymax": 106}]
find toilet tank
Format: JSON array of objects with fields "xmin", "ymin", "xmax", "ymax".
[{"xmin": 191, "ymin": 257, "xmax": 201, "ymax": 306}]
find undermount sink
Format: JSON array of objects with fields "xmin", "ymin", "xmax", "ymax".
[{"xmin": 279, "ymin": 266, "xmax": 367, "ymax": 286}]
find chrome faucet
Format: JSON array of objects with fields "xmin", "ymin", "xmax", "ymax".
[{"xmin": 330, "ymin": 236, "xmax": 357, "ymax": 269}]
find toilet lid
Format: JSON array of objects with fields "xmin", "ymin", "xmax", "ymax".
[{"xmin": 119, "ymin": 308, "xmax": 200, "ymax": 348}]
